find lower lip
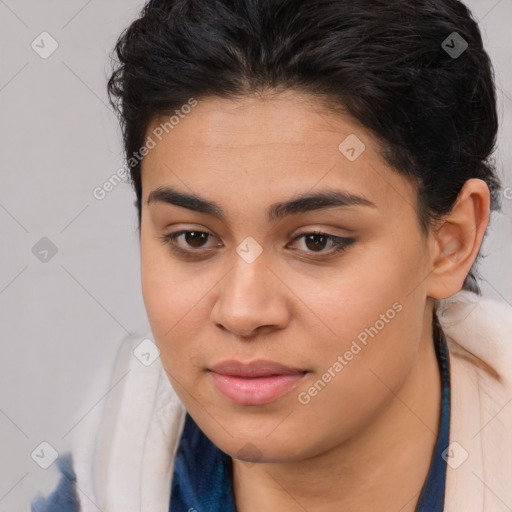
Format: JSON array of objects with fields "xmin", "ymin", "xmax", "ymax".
[{"xmin": 210, "ymin": 372, "xmax": 307, "ymax": 405}]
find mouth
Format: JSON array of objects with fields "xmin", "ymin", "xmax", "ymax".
[{"xmin": 208, "ymin": 359, "xmax": 308, "ymax": 406}]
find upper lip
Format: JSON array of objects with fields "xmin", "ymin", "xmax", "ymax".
[{"xmin": 209, "ymin": 359, "xmax": 306, "ymax": 378}]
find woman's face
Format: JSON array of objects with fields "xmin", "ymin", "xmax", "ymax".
[{"xmin": 140, "ymin": 91, "xmax": 434, "ymax": 462}]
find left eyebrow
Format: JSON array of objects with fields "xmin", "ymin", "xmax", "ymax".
[
  {"xmin": 147, "ymin": 186, "xmax": 376, "ymax": 222},
  {"xmin": 268, "ymin": 189, "xmax": 376, "ymax": 221}
]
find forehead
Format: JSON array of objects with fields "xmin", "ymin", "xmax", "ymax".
[
  {"xmin": 141, "ymin": 91, "xmax": 418, "ymax": 219},
  {"xmin": 145, "ymin": 91, "xmax": 366, "ymax": 154}
]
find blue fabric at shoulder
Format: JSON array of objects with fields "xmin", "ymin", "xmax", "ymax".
[{"xmin": 31, "ymin": 452, "xmax": 80, "ymax": 512}]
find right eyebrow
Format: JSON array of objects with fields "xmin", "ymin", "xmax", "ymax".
[{"xmin": 147, "ymin": 186, "xmax": 224, "ymax": 218}]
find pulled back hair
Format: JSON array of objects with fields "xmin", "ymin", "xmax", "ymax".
[{"xmin": 107, "ymin": 0, "xmax": 501, "ymax": 294}]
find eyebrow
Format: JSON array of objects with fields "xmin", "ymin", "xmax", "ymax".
[{"xmin": 147, "ymin": 186, "xmax": 376, "ymax": 222}]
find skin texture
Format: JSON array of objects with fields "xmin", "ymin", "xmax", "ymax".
[{"xmin": 139, "ymin": 91, "xmax": 490, "ymax": 511}]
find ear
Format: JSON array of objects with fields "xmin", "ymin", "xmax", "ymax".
[{"xmin": 426, "ymin": 178, "xmax": 490, "ymax": 300}]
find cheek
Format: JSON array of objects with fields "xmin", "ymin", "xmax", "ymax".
[
  {"xmin": 140, "ymin": 261, "xmax": 202, "ymax": 403},
  {"xmin": 140, "ymin": 237, "xmax": 169, "ymax": 329},
  {"xmin": 288, "ymin": 237, "xmax": 418, "ymax": 345},
  {"xmin": 288, "ymin": 290, "xmax": 420, "ymax": 454},
  {"xmin": 288, "ymin": 237, "xmax": 425, "ymax": 397},
  {"xmin": 140, "ymin": 225, "xmax": 192, "ymax": 320},
  {"xmin": 139, "ymin": 236, "xmax": 216, "ymax": 378},
  {"xmin": 140, "ymin": 235, "xmax": 189, "ymax": 346}
]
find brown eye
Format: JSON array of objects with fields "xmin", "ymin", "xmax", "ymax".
[
  {"xmin": 183, "ymin": 231, "xmax": 209, "ymax": 248},
  {"xmin": 304, "ymin": 233, "xmax": 329, "ymax": 252},
  {"xmin": 289, "ymin": 231, "xmax": 356, "ymax": 257},
  {"xmin": 159, "ymin": 230, "xmax": 219, "ymax": 258}
]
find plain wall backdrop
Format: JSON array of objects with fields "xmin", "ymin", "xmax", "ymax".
[{"xmin": 0, "ymin": 0, "xmax": 511, "ymax": 509}]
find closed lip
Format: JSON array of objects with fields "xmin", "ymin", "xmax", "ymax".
[{"xmin": 209, "ymin": 359, "xmax": 307, "ymax": 377}]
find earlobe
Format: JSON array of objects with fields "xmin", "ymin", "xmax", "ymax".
[{"xmin": 426, "ymin": 179, "xmax": 491, "ymax": 300}]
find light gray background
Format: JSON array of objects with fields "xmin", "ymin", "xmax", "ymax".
[{"xmin": 0, "ymin": 0, "xmax": 511, "ymax": 509}]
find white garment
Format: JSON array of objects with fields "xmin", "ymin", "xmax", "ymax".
[{"xmin": 72, "ymin": 290, "xmax": 512, "ymax": 511}]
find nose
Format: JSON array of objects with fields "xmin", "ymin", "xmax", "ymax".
[{"xmin": 210, "ymin": 250, "xmax": 291, "ymax": 338}]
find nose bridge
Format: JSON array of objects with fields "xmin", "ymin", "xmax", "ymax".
[
  {"xmin": 224, "ymin": 246, "xmax": 273, "ymax": 310},
  {"xmin": 211, "ymin": 244, "xmax": 289, "ymax": 336}
]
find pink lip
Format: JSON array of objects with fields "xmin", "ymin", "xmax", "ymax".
[{"xmin": 209, "ymin": 359, "xmax": 307, "ymax": 406}]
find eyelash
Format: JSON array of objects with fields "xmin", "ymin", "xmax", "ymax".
[{"xmin": 158, "ymin": 230, "xmax": 355, "ymax": 259}]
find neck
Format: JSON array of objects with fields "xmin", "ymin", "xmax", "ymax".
[{"xmin": 231, "ymin": 311, "xmax": 442, "ymax": 512}]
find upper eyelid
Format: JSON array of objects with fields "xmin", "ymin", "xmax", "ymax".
[{"xmin": 168, "ymin": 229, "xmax": 218, "ymax": 242}]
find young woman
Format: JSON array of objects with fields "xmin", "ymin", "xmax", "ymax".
[{"xmin": 31, "ymin": 0, "xmax": 512, "ymax": 511}]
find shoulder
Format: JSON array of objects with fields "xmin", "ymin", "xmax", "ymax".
[
  {"xmin": 30, "ymin": 453, "xmax": 80, "ymax": 512},
  {"xmin": 42, "ymin": 328, "xmax": 186, "ymax": 511},
  {"xmin": 437, "ymin": 289, "xmax": 512, "ymax": 380},
  {"xmin": 438, "ymin": 292, "xmax": 512, "ymax": 511}
]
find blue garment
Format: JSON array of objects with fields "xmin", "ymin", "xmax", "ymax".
[
  {"xmin": 170, "ymin": 327, "xmax": 451, "ymax": 512},
  {"xmin": 415, "ymin": 326, "xmax": 451, "ymax": 510},
  {"xmin": 30, "ymin": 453, "xmax": 80, "ymax": 512}
]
